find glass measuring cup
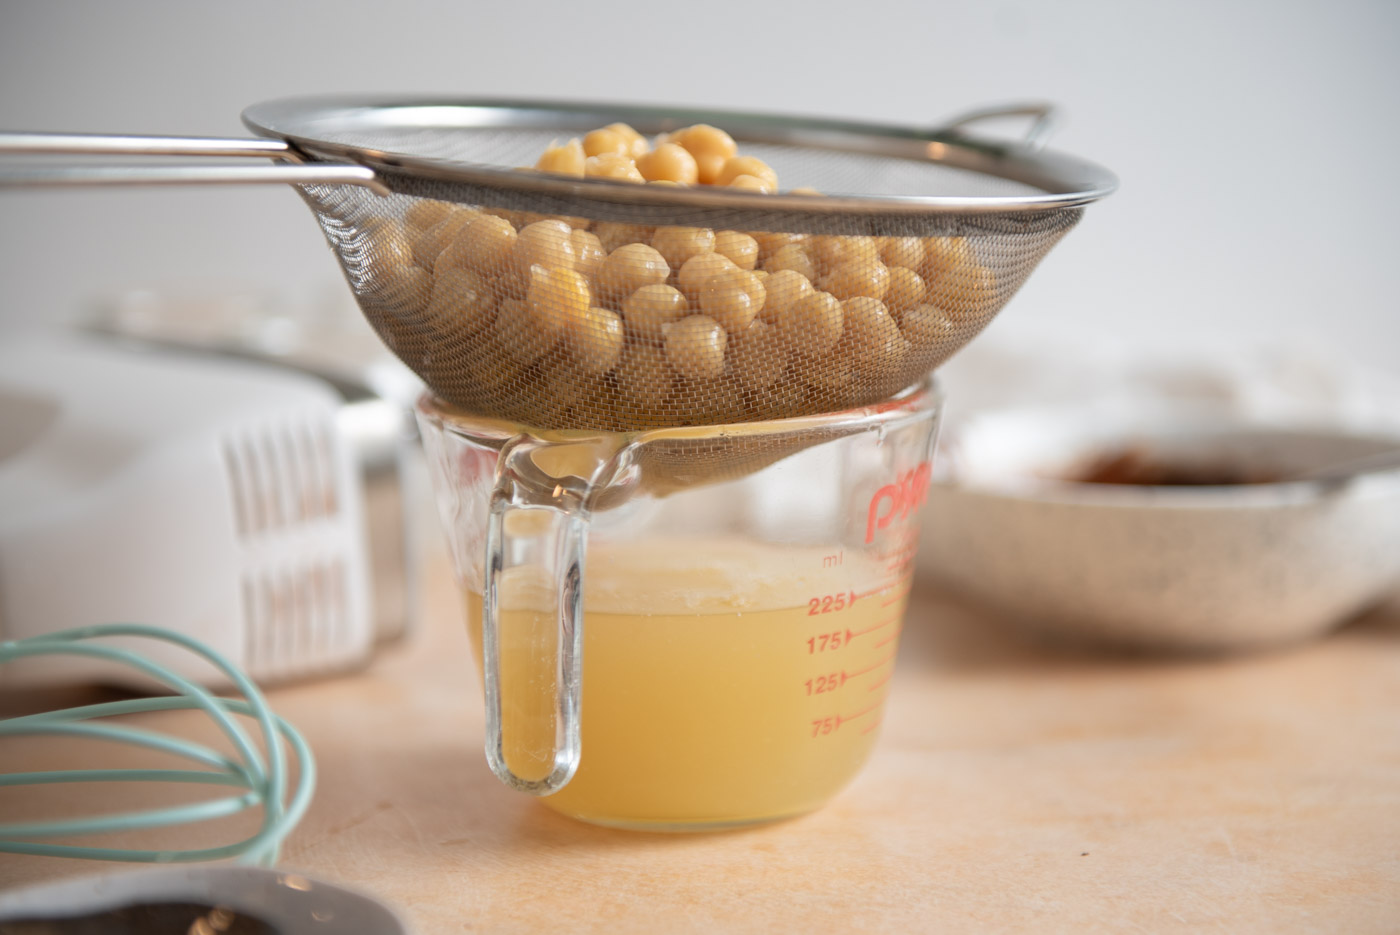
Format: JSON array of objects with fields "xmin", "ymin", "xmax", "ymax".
[{"xmin": 417, "ymin": 378, "xmax": 941, "ymax": 830}]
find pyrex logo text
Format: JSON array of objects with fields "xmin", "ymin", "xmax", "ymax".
[{"xmin": 865, "ymin": 461, "xmax": 932, "ymax": 543}]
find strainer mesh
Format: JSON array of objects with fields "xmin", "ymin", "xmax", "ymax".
[{"xmin": 293, "ymin": 121, "xmax": 1082, "ymax": 431}]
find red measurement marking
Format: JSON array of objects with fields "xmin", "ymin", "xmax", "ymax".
[
  {"xmin": 880, "ymin": 581, "xmax": 913, "ymax": 607},
  {"xmin": 872, "ymin": 627, "xmax": 903, "ymax": 649},
  {"xmin": 807, "ymin": 590, "xmax": 859, "ymax": 616},
  {"xmin": 844, "ymin": 615, "xmax": 898, "ymax": 643},
  {"xmin": 840, "ymin": 699, "xmax": 884, "ymax": 725},
  {"xmin": 884, "ymin": 555, "xmax": 917, "ymax": 575},
  {"xmin": 865, "ymin": 671, "xmax": 893, "ymax": 693},
  {"xmin": 811, "ymin": 698, "xmax": 886, "ymax": 738},
  {"xmin": 860, "ymin": 719, "xmax": 883, "ymax": 736},
  {"xmin": 842, "ymin": 652, "xmax": 896, "ymax": 680}
]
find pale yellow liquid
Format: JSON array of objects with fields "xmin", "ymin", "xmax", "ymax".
[{"xmin": 465, "ymin": 537, "xmax": 911, "ymax": 829}]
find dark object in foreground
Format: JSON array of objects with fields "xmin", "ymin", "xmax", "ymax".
[{"xmin": 0, "ymin": 901, "xmax": 276, "ymax": 935}]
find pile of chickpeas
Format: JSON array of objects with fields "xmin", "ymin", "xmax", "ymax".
[{"xmin": 357, "ymin": 122, "xmax": 1000, "ymax": 428}]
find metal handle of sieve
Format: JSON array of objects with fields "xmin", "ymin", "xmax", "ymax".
[
  {"xmin": 480, "ymin": 435, "xmax": 589, "ymax": 796},
  {"xmin": 0, "ymin": 131, "xmax": 389, "ymax": 193},
  {"xmin": 933, "ymin": 102, "xmax": 1058, "ymax": 151}
]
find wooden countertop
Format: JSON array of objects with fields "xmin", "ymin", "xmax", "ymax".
[{"xmin": 3, "ymin": 550, "xmax": 1399, "ymax": 933}]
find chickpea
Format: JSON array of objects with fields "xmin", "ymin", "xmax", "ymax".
[
  {"xmin": 535, "ymin": 138, "xmax": 586, "ymax": 176},
  {"xmin": 615, "ymin": 342, "xmax": 675, "ymax": 403},
  {"xmin": 664, "ymin": 314, "xmax": 729, "ymax": 381},
  {"xmin": 811, "ymin": 235, "xmax": 878, "ymax": 273},
  {"xmin": 636, "ymin": 143, "xmax": 699, "ymax": 185},
  {"xmin": 585, "ymin": 153, "xmax": 645, "ymax": 182},
  {"xmin": 526, "ymin": 264, "xmax": 591, "ymax": 327},
  {"xmin": 650, "ymin": 226, "xmax": 715, "ymax": 269},
  {"xmin": 494, "ymin": 297, "xmax": 558, "ymax": 364},
  {"xmin": 621, "ymin": 284, "xmax": 688, "ymax": 340},
  {"xmin": 583, "ymin": 128, "xmax": 629, "ymax": 158},
  {"xmin": 677, "ymin": 252, "xmax": 736, "ymax": 301},
  {"xmin": 729, "ymin": 319, "xmax": 787, "ymax": 390},
  {"xmin": 513, "ymin": 219, "xmax": 577, "ymax": 275},
  {"xmin": 411, "ymin": 208, "xmax": 477, "ymax": 270},
  {"xmin": 820, "ymin": 259, "xmax": 890, "ymax": 301},
  {"xmin": 501, "ymin": 210, "xmax": 583, "ymax": 230},
  {"xmin": 598, "ymin": 242, "xmax": 670, "ymax": 300},
  {"xmin": 364, "ymin": 218, "xmax": 414, "ymax": 267},
  {"xmin": 703, "ymin": 151, "xmax": 741, "ymax": 178},
  {"xmin": 551, "ymin": 214, "xmax": 592, "ymax": 231},
  {"xmin": 570, "ymin": 229, "xmax": 606, "ymax": 284},
  {"xmin": 365, "ymin": 222, "xmax": 428, "ymax": 312},
  {"xmin": 376, "ymin": 263, "xmax": 432, "ymax": 316},
  {"xmin": 492, "ymin": 266, "xmax": 530, "ymax": 303},
  {"xmin": 480, "ymin": 207, "xmax": 531, "ymax": 230},
  {"xmin": 762, "ymin": 242, "xmax": 817, "ymax": 281},
  {"xmin": 603, "ymin": 122, "xmax": 650, "ymax": 160},
  {"xmin": 537, "ymin": 365, "xmax": 591, "ymax": 412},
  {"xmin": 438, "ymin": 214, "xmax": 517, "ymax": 276},
  {"xmin": 698, "ymin": 266, "xmax": 766, "ymax": 333},
  {"xmin": 424, "ymin": 268, "xmax": 498, "ymax": 335},
  {"xmin": 801, "ymin": 351, "xmax": 855, "ymax": 390},
  {"xmin": 468, "ymin": 332, "xmax": 527, "ymax": 391},
  {"xmin": 841, "ymin": 296, "xmax": 902, "ymax": 364},
  {"xmin": 759, "ymin": 269, "xmax": 815, "ymax": 325},
  {"xmin": 900, "ymin": 303, "xmax": 956, "ymax": 351},
  {"xmin": 884, "ymin": 266, "xmax": 927, "ymax": 313},
  {"xmin": 404, "ymin": 198, "xmax": 457, "ymax": 233},
  {"xmin": 789, "ymin": 186, "xmax": 824, "ymax": 196},
  {"xmin": 919, "ymin": 236, "xmax": 974, "ymax": 281},
  {"xmin": 926, "ymin": 264, "xmax": 998, "ymax": 322},
  {"xmin": 716, "ymin": 156, "xmax": 778, "ymax": 191},
  {"xmin": 593, "ymin": 222, "xmax": 655, "ymax": 253},
  {"xmin": 669, "ymin": 124, "xmax": 737, "ymax": 185},
  {"xmin": 728, "ymin": 174, "xmax": 774, "ymax": 193},
  {"xmin": 775, "ymin": 290, "xmax": 843, "ymax": 356},
  {"xmin": 752, "ymin": 231, "xmax": 807, "ymax": 263},
  {"xmin": 713, "ymin": 231, "xmax": 758, "ymax": 270},
  {"xmin": 567, "ymin": 306, "xmax": 625, "ymax": 374},
  {"xmin": 879, "ymin": 236, "xmax": 925, "ymax": 271}
]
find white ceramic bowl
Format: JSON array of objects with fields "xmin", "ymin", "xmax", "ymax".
[{"xmin": 917, "ymin": 405, "xmax": 1400, "ymax": 652}]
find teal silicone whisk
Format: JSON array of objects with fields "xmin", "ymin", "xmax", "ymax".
[{"xmin": 0, "ymin": 624, "xmax": 314, "ymax": 866}]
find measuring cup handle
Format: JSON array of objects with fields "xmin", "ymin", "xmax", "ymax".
[{"xmin": 481, "ymin": 437, "xmax": 588, "ymax": 796}]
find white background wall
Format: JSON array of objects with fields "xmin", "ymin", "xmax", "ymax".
[{"xmin": 2, "ymin": 0, "xmax": 1398, "ymax": 372}]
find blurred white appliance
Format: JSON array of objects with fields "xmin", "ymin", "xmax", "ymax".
[{"xmin": 0, "ymin": 329, "xmax": 420, "ymax": 688}]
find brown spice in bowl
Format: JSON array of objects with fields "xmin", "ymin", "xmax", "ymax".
[{"xmin": 1071, "ymin": 447, "xmax": 1283, "ymax": 486}]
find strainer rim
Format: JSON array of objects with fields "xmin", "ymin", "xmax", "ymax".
[{"xmin": 241, "ymin": 95, "xmax": 1117, "ymax": 216}]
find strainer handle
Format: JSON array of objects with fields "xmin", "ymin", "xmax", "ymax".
[
  {"xmin": 933, "ymin": 102, "xmax": 1058, "ymax": 151},
  {"xmin": 0, "ymin": 131, "xmax": 389, "ymax": 193}
]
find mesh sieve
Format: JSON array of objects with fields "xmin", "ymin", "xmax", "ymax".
[
  {"xmin": 1, "ymin": 99, "xmax": 1115, "ymax": 433},
  {"xmin": 236, "ymin": 99, "xmax": 1112, "ymax": 431}
]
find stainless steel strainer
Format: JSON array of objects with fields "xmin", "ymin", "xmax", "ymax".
[{"xmin": 0, "ymin": 97, "xmax": 1115, "ymax": 431}]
